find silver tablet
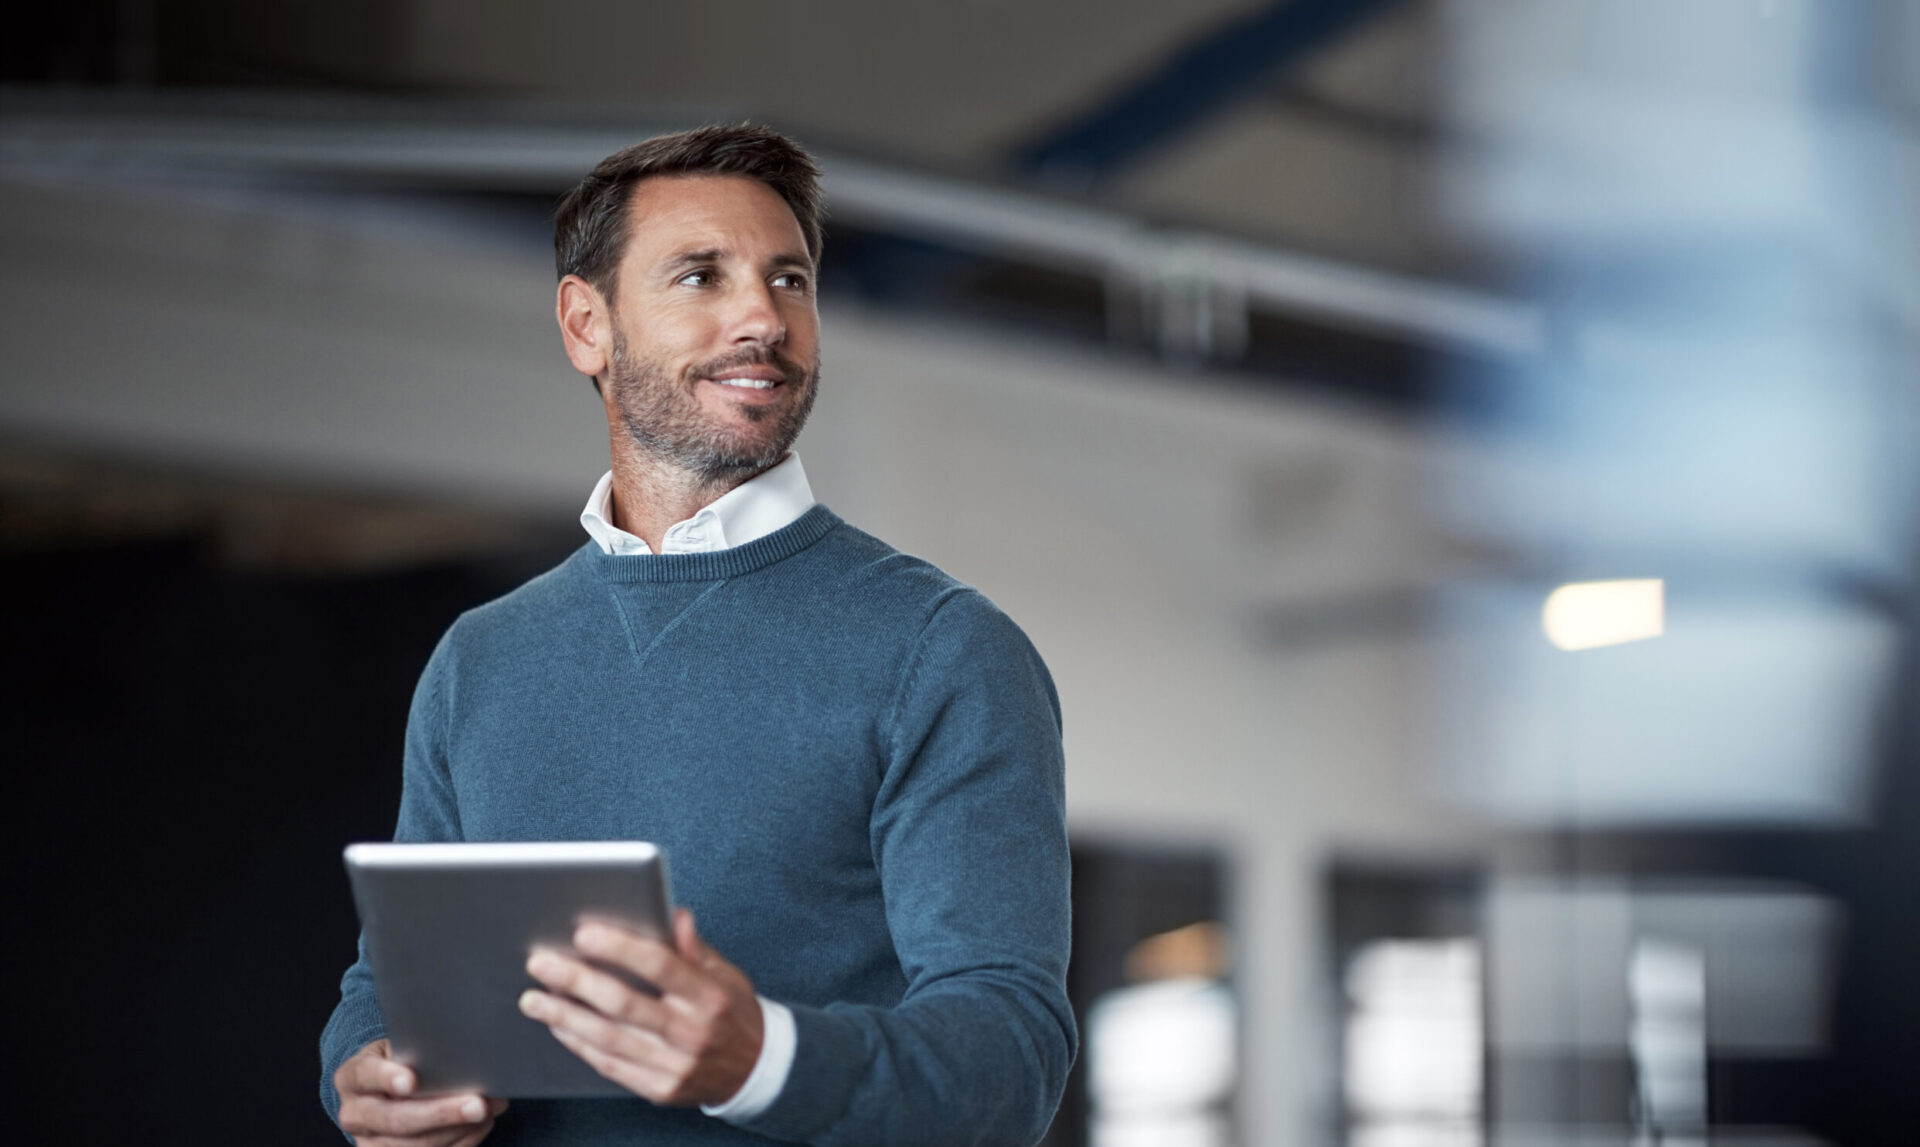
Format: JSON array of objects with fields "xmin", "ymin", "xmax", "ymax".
[{"xmin": 343, "ymin": 840, "xmax": 673, "ymax": 1098}]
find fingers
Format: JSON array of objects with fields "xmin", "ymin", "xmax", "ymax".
[
  {"xmin": 339, "ymin": 1038, "xmax": 417, "ymax": 1099},
  {"xmin": 524, "ymin": 946, "xmax": 673, "ymax": 1032},
  {"xmin": 336, "ymin": 1040, "xmax": 507, "ymax": 1143},
  {"xmin": 338, "ymin": 1092, "xmax": 495, "ymax": 1143},
  {"xmin": 372, "ymin": 1113, "xmax": 498, "ymax": 1147},
  {"xmin": 523, "ymin": 923, "xmax": 735, "ymax": 1042},
  {"xmin": 519, "ymin": 917, "xmax": 762, "ymax": 1107},
  {"xmin": 391, "ymin": 1095, "xmax": 494, "ymax": 1136},
  {"xmin": 447, "ymin": 1122, "xmax": 501, "ymax": 1147},
  {"xmin": 549, "ymin": 1023, "xmax": 685, "ymax": 1101},
  {"xmin": 674, "ymin": 907, "xmax": 708, "ymax": 963},
  {"xmin": 433, "ymin": 1099, "xmax": 510, "ymax": 1147},
  {"xmin": 573, "ymin": 919, "xmax": 721, "ymax": 1004},
  {"xmin": 456, "ymin": 1098, "xmax": 509, "ymax": 1138},
  {"xmin": 519, "ymin": 981, "xmax": 696, "ymax": 1075}
]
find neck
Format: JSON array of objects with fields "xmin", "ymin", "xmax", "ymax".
[{"xmin": 605, "ymin": 435, "xmax": 774, "ymax": 553}]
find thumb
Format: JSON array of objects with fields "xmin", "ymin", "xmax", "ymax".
[{"xmin": 674, "ymin": 906, "xmax": 707, "ymax": 960}]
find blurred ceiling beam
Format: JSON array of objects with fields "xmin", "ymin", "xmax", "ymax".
[
  {"xmin": 1012, "ymin": 0, "xmax": 1406, "ymax": 186},
  {"xmin": 0, "ymin": 88, "xmax": 1542, "ymax": 363},
  {"xmin": 1263, "ymin": 83, "xmax": 1446, "ymax": 150}
]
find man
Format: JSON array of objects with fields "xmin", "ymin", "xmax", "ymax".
[{"xmin": 319, "ymin": 124, "xmax": 1076, "ymax": 1147}]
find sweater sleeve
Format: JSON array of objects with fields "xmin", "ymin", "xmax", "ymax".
[
  {"xmin": 317, "ymin": 628, "xmax": 466, "ymax": 1131},
  {"xmin": 735, "ymin": 592, "xmax": 1078, "ymax": 1147}
]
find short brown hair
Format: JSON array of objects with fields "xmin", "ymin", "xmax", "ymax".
[{"xmin": 554, "ymin": 123, "xmax": 825, "ymax": 299}]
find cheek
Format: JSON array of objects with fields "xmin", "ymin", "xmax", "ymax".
[
  {"xmin": 783, "ymin": 305, "xmax": 822, "ymax": 353},
  {"xmin": 630, "ymin": 309, "xmax": 722, "ymax": 365}
]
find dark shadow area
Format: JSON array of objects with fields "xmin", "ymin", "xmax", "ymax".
[{"xmin": 2, "ymin": 532, "xmax": 575, "ymax": 1144}]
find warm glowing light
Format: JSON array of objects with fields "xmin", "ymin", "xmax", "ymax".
[{"xmin": 1542, "ymin": 579, "xmax": 1664, "ymax": 651}]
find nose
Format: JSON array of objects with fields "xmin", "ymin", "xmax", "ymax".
[{"xmin": 727, "ymin": 279, "xmax": 786, "ymax": 347}]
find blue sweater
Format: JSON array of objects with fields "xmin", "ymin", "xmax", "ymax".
[{"xmin": 319, "ymin": 506, "xmax": 1076, "ymax": 1146}]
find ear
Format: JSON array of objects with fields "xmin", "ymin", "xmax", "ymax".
[{"xmin": 556, "ymin": 274, "xmax": 613, "ymax": 381}]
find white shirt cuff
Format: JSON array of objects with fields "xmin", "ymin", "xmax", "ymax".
[{"xmin": 700, "ymin": 995, "xmax": 796, "ymax": 1123}]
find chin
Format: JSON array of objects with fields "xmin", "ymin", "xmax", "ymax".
[{"xmin": 714, "ymin": 425, "xmax": 787, "ymax": 460}]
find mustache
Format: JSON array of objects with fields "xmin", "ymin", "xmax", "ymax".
[{"xmin": 687, "ymin": 346, "xmax": 809, "ymax": 383}]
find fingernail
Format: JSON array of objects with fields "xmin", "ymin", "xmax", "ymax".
[
  {"xmin": 518, "ymin": 989, "xmax": 545, "ymax": 1017},
  {"xmin": 392, "ymin": 1071, "xmax": 413, "ymax": 1096},
  {"xmin": 462, "ymin": 1097, "xmax": 485, "ymax": 1122}
]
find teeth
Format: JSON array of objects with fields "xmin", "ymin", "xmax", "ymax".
[{"xmin": 713, "ymin": 377, "xmax": 776, "ymax": 389}]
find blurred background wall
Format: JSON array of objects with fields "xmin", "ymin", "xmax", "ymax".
[{"xmin": 3, "ymin": 3, "xmax": 1916, "ymax": 1146}]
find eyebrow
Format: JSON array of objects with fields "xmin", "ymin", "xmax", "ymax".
[
  {"xmin": 658, "ymin": 247, "xmax": 814, "ymax": 275},
  {"xmin": 661, "ymin": 247, "xmax": 724, "ymax": 274}
]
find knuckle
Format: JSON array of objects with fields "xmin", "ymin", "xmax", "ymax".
[
  {"xmin": 581, "ymin": 977, "xmax": 621, "ymax": 1010},
  {"xmin": 677, "ymin": 1029, "xmax": 708, "ymax": 1058},
  {"xmin": 578, "ymin": 972, "xmax": 625, "ymax": 1012},
  {"xmin": 662, "ymin": 1014, "xmax": 698, "ymax": 1049},
  {"xmin": 618, "ymin": 993, "xmax": 657, "ymax": 1026},
  {"xmin": 344, "ymin": 1096, "xmax": 385, "ymax": 1126},
  {"xmin": 581, "ymin": 1006, "xmax": 621, "ymax": 1040},
  {"xmin": 336, "ymin": 1098, "xmax": 366, "ymax": 1131}
]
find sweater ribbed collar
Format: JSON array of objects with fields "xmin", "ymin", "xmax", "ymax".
[{"xmin": 583, "ymin": 504, "xmax": 841, "ymax": 584}]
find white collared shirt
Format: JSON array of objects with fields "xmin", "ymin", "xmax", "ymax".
[
  {"xmin": 577, "ymin": 453, "xmax": 809, "ymax": 1123},
  {"xmin": 580, "ymin": 453, "xmax": 815, "ymax": 556}
]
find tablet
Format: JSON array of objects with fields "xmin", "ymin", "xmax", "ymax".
[{"xmin": 343, "ymin": 840, "xmax": 673, "ymax": 1098}]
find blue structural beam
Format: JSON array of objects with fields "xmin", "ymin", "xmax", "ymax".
[{"xmin": 1014, "ymin": 0, "xmax": 1403, "ymax": 186}]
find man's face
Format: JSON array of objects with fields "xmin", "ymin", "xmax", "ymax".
[{"xmin": 603, "ymin": 174, "xmax": 820, "ymax": 481}]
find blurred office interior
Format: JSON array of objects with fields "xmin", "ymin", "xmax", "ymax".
[{"xmin": 2, "ymin": 2, "xmax": 1917, "ymax": 1144}]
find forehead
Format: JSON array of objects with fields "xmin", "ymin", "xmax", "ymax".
[{"xmin": 619, "ymin": 174, "xmax": 808, "ymax": 266}]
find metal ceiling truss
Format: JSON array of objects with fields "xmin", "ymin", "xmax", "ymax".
[
  {"xmin": 0, "ymin": 88, "xmax": 1542, "ymax": 371},
  {"xmin": 1013, "ymin": 0, "xmax": 1409, "ymax": 185}
]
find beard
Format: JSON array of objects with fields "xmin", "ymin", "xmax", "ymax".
[{"xmin": 607, "ymin": 331, "xmax": 819, "ymax": 483}]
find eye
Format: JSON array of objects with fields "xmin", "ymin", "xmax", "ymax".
[
  {"xmin": 772, "ymin": 271, "xmax": 811, "ymax": 292},
  {"xmin": 676, "ymin": 269, "xmax": 716, "ymax": 287}
]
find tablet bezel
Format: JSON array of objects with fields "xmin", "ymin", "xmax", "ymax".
[{"xmin": 344, "ymin": 839, "xmax": 673, "ymax": 1098}]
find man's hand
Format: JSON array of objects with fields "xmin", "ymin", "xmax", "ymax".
[
  {"xmin": 334, "ymin": 1039, "xmax": 507, "ymax": 1147},
  {"xmin": 518, "ymin": 907, "xmax": 765, "ymax": 1107}
]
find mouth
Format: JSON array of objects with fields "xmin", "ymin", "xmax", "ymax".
[
  {"xmin": 703, "ymin": 364, "xmax": 786, "ymax": 389},
  {"xmin": 698, "ymin": 362, "xmax": 794, "ymax": 406}
]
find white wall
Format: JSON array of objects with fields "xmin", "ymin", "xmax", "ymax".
[{"xmin": 0, "ymin": 174, "xmax": 1483, "ymax": 1146}]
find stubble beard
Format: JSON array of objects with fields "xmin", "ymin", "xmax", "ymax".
[{"xmin": 608, "ymin": 331, "xmax": 819, "ymax": 484}]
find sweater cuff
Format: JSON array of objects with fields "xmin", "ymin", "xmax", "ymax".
[
  {"xmin": 730, "ymin": 1000, "xmax": 870, "ymax": 1144},
  {"xmin": 702, "ymin": 996, "xmax": 795, "ymax": 1123}
]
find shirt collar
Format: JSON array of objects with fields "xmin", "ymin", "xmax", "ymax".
[{"xmin": 580, "ymin": 453, "xmax": 816, "ymax": 556}]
